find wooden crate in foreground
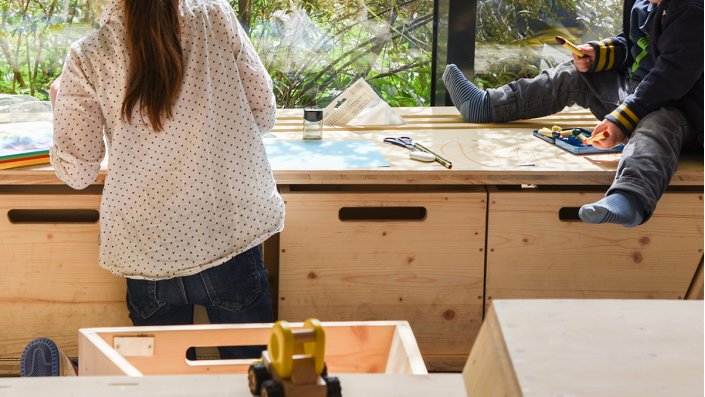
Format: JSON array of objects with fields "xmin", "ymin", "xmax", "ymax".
[
  {"xmin": 463, "ymin": 300, "xmax": 704, "ymax": 397},
  {"xmin": 79, "ymin": 321, "xmax": 427, "ymax": 376}
]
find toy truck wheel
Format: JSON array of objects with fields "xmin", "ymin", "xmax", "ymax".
[
  {"xmin": 261, "ymin": 380, "xmax": 284, "ymax": 397},
  {"xmin": 324, "ymin": 376, "xmax": 342, "ymax": 397},
  {"xmin": 247, "ymin": 362, "xmax": 271, "ymax": 395}
]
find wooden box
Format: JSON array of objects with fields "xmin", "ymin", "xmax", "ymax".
[
  {"xmin": 0, "ymin": 192, "xmax": 130, "ymax": 367},
  {"xmin": 486, "ymin": 189, "xmax": 704, "ymax": 302},
  {"xmin": 78, "ymin": 321, "xmax": 428, "ymax": 376},
  {"xmin": 278, "ymin": 190, "xmax": 487, "ymax": 372},
  {"xmin": 463, "ymin": 299, "xmax": 704, "ymax": 397}
]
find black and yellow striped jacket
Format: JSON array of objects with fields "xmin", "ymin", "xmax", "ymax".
[{"xmin": 587, "ymin": 0, "xmax": 703, "ymax": 142}]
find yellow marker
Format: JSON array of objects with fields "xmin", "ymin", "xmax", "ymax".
[
  {"xmin": 584, "ymin": 131, "xmax": 609, "ymax": 145},
  {"xmin": 555, "ymin": 36, "xmax": 585, "ymax": 58},
  {"xmin": 537, "ymin": 127, "xmax": 554, "ymax": 137},
  {"xmin": 413, "ymin": 143, "xmax": 453, "ymax": 169}
]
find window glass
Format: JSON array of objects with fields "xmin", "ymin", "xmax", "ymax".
[
  {"xmin": 0, "ymin": 0, "xmax": 102, "ymax": 100},
  {"xmin": 473, "ymin": 0, "xmax": 622, "ymax": 88},
  {"xmin": 0, "ymin": 0, "xmax": 434, "ymax": 107},
  {"xmin": 238, "ymin": 1, "xmax": 433, "ymax": 107}
]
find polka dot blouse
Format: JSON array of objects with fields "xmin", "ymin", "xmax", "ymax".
[{"xmin": 50, "ymin": 0, "xmax": 285, "ymax": 280}]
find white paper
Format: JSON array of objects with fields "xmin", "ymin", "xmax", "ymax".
[{"xmin": 322, "ymin": 78, "xmax": 405, "ymax": 127}]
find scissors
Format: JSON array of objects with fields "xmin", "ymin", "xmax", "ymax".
[
  {"xmin": 383, "ymin": 136, "xmax": 436, "ymax": 162},
  {"xmin": 383, "ymin": 136, "xmax": 416, "ymax": 150}
]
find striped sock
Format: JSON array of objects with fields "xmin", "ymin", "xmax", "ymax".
[
  {"xmin": 442, "ymin": 64, "xmax": 492, "ymax": 123},
  {"xmin": 579, "ymin": 193, "xmax": 644, "ymax": 227}
]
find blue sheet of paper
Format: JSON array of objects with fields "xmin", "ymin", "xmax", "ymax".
[{"xmin": 263, "ymin": 140, "xmax": 390, "ymax": 170}]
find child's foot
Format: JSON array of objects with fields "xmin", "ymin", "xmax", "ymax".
[
  {"xmin": 579, "ymin": 193, "xmax": 644, "ymax": 227},
  {"xmin": 20, "ymin": 337, "xmax": 61, "ymax": 377},
  {"xmin": 442, "ymin": 64, "xmax": 493, "ymax": 123}
]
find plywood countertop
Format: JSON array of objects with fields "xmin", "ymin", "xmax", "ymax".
[{"xmin": 1, "ymin": 107, "xmax": 702, "ymax": 186}]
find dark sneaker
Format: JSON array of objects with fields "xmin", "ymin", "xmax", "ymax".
[{"xmin": 20, "ymin": 337, "xmax": 61, "ymax": 377}]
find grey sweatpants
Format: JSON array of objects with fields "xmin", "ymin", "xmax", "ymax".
[{"xmin": 487, "ymin": 61, "xmax": 699, "ymax": 222}]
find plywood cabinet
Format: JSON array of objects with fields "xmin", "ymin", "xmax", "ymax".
[
  {"xmin": 1, "ymin": 108, "xmax": 702, "ymax": 375},
  {"xmin": 278, "ymin": 189, "xmax": 487, "ymax": 371},
  {"xmin": 486, "ymin": 189, "xmax": 704, "ymax": 303},
  {"xmin": 0, "ymin": 192, "xmax": 130, "ymax": 364}
]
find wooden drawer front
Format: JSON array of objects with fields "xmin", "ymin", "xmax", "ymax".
[
  {"xmin": 279, "ymin": 191, "xmax": 487, "ymax": 371},
  {"xmin": 0, "ymin": 194, "xmax": 130, "ymax": 361},
  {"xmin": 486, "ymin": 190, "xmax": 704, "ymax": 302}
]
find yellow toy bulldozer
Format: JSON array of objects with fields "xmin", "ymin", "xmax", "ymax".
[{"xmin": 247, "ymin": 319, "xmax": 342, "ymax": 397}]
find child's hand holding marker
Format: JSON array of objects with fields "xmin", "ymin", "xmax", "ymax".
[
  {"xmin": 589, "ymin": 119, "xmax": 626, "ymax": 150},
  {"xmin": 555, "ymin": 36, "xmax": 585, "ymax": 57},
  {"xmin": 555, "ymin": 36, "xmax": 595, "ymax": 73}
]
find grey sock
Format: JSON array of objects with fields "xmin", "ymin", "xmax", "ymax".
[
  {"xmin": 579, "ymin": 193, "xmax": 645, "ymax": 227},
  {"xmin": 442, "ymin": 64, "xmax": 493, "ymax": 123}
]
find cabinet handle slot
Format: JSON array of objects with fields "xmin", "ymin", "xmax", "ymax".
[
  {"xmin": 338, "ymin": 207, "xmax": 427, "ymax": 221},
  {"xmin": 558, "ymin": 207, "xmax": 581, "ymax": 222},
  {"xmin": 8, "ymin": 209, "xmax": 100, "ymax": 224}
]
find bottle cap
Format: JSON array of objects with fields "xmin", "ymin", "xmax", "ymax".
[{"xmin": 304, "ymin": 107, "xmax": 323, "ymax": 122}]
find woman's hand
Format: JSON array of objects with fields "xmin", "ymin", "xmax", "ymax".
[
  {"xmin": 49, "ymin": 75, "xmax": 62, "ymax": 107},
  {"xmin": 572, "ymin": 44, "xmax": 595, "ymax": 73},
  {"xmin": 591, "ymin": 119, "xmax": 626, "ymax": 149}
]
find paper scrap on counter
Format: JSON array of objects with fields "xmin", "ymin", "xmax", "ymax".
[{"xmin": 264, "ymin": 140, "xmax": 390, "ymax": 170}]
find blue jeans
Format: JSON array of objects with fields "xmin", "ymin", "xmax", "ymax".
[{"xmin": 125, "ymin": 245, "xmax": 273, "ymax": 359}]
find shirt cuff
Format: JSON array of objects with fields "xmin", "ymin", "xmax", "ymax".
[
  {"xmin": 588, "ymin": 39, "xmax": 617, "ymax": 73},
  {"xmin": 605, "ymin": 103, "xmax": 642, "ymax": 135}
]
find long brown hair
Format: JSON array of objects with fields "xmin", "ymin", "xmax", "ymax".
[{"xmin": 121, "ymin": 0, "xmax": 183, "ymax": 132}]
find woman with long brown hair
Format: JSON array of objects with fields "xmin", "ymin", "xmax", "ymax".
[{"xmin": 22, "ymin": 0, "xmax": 284, "ymax": 373}]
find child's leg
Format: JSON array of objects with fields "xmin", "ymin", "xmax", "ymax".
[
  {"xmin": 443, "ymin": 61, "xmax": 626, "ymax": 123},
  {"xmin": 579, "ymin": 192, "xmax": 645, "ymax": 227},
  {"xmin": 580, "ymin": 107, "xmax": 693, "ymax": 226},
  {"xmin": 443, "ymin": 64, "xmax": 492, "ymax": 122}
]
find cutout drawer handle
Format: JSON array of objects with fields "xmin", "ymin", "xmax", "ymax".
[
  {"xmin": 8, "ymin": 209, "xmax": 100, "ymax": 224},
  {"xmin": 338, "ymin": 207, "xmax": 427, "ymax": 221},
  {"xmin": 558, "ymin": 207, "xmax": 581, "ymax": 222}
]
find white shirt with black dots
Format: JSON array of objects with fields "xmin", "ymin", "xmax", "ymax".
[{"xmin": 51, "ymin": 0, "xmax": 285, "ymax": 280}]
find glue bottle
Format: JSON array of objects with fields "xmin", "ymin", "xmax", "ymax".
[{"xmin": 303, "ymin": 108, "xmax": 323, "ymax": 140}]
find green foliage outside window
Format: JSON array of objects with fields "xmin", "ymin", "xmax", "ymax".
[
  {"xmin": 0, "ymin": 0, "xmax": 432, "ymax": 107},
  {"xmin": 0, "ymin": 0, "xmax": 100, "ymax": 100},
  {"xmin": 474, "ymin": 0, "xmax": 621, "ymax": 88},
  {"xmin": 235, "ymin": 0, "xmax": 433, "ymax": 107},
  {"xmin": 0, "ymin": 0, "xmax": 621, "ymax": 106}
]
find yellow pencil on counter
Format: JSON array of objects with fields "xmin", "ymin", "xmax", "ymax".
[
  {"xmin": 584, "ymin": 131, "xmax": 609, "ymax": 145},
  {"xmin": 555, "ymin": 36, "xmax": 585, "ymax": 58}
]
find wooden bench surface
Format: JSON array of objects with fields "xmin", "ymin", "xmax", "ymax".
[{"xmin": 0, "ymin": 107, "xmax": 701, "ymax": 186}]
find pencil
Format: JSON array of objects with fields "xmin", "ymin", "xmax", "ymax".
[
  {"xmin": 555, "ymin": 36, "xmax": 585, "ymax": 58},
  {"xmin": 413, "ymin": 143, "xmax": 453, "ymax": 169},
  {"xmin": 584, "ymin": 131, "xmax": 609, "ymax": 145}
]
